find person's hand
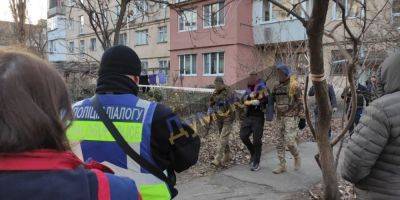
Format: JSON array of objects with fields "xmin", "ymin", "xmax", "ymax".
[
  {"xmin": 250, "ymin": 92, "xmax": 256, "ymax": 98},
  {"xmin": 333, "ymin": 107, "xmax": 338, "ymax": 113},
  {"xmin": 251, "ymin": 99, "xmax": 260, "ymax": 106},
  {"xmin": 298, "ymin": 118, "xmax": 306, "ymax": 130}
]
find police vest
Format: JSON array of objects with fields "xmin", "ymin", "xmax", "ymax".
[{"xmin": 67, "ymin": 94, "xmax": 171, "ymax": 200}]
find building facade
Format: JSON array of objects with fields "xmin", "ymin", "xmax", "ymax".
[
  {"xmin": 252, "ymin": 0, "xmax": 395, "ymax": 91},
  {"xmin": 47, "ymin": 0, "xmax": 68, "ymax": 62},
  {"xmin": 64, "ymin": 0, "xmax": 170, "ymax": 84},
  {"xmin": 169, "ymin": 0, "xmax": 256, "ymax": 88}
]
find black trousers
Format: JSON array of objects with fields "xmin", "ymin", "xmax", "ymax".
[{"xmin": 240, "ymin": 116, "xmax": 265, "ymax": 164}]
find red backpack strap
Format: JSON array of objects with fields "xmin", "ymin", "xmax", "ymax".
[{"xmin": 91, "ymin": 169, "xmax": 111, "ymax": 200}]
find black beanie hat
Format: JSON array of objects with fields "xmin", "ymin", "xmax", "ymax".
[{"xmin": 99, "ymin": 45, "xmax": 141, "ymax": 76}]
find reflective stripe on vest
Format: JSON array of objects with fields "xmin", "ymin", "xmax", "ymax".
[{"xmin": 66, "ymin": 94, "xmax": 171, "ymax": 200}]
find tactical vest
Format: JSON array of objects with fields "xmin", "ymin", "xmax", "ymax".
[
  {"xmin": 274, "ymin": 82, "xmax": 296, "ymax": 118},
  {"xmin": 67, "ymin": 94, "xmax": 171, "ymax": 200}
]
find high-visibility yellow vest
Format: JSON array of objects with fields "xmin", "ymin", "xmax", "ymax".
[{"xmin": 67, "ymin": 94, "xmax": 171, "ymax": 200}]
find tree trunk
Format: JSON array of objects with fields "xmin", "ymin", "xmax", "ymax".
[
  {"xmin": 113, "ymin": 0, "xmax": 129, "ymax": 46},
  {"xmin": 307, "ymin": 0, "xmax": 340, "ymax": 199}
]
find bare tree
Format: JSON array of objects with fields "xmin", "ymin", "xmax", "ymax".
[
  {"xmin": 9, "ymin": 0, "xmax": 27, "ymax": 45},
  {"xmin": 26, "ymin": 20, "xmax": 47, "ymax": 58},
  {"xmin": 69, "ymin": 0, "xmax": 131, "ymax": 49}
]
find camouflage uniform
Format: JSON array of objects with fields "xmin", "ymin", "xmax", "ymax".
[
  {"xmin": 210, "ymin": 85, "xmax": 235, "ymax": 166},
  {"xmin": 273, "ymin": 80, "xmax": 303, "ymax": 173}
]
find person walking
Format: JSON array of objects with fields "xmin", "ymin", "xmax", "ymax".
[
  {"xmin": 272, "ymin": 64, "xmax": 304, "ymax": 174},
  {"xmin": 67, "ymin": 46, "xmax": 200, "ymax": 200},
  {"xmin": 308, "ymin": 83, "xmax": 337, "ymax": 139},
  {"xmin": 240, "ymin": 72, "xmax": 268, "ymax": 171},
  {"xmin": 0, "ymin": 49, "xmax": 141, "ymax": 199},
  {"xmin": 209, "ymin": 77, "xmax": 235, "ymax": 167},
  {"xmin": 341, "ymin": 53, "xmax": 400, "ymax": 199},
  {"xmin": 341, "ymin": 83, "xmax": 369, "ymax": 133}
]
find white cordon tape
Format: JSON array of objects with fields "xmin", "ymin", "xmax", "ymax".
[{"xmin": 310, "ymin": 73, "xmax": 326, "ymax": 82}]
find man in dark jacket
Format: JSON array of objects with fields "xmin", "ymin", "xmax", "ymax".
[
  {"xmin": 341, "ymin": 53, "xmax": 400, "ymax": 199},
  {"xmin": 308, "ymin": 83, "xmax": 337, "ymax": 139},
  {"xmin": 240, "ymin": 73, "xmax": 268, "ymax": 171}
]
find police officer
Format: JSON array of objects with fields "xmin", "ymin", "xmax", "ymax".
[
  {"xmin": 272, "ymin": 64, "xmax": 303, "ymax": 174},
  {"xmin": 209, "ymin": 77, "xmax": 235, "ymax": 167},
  {"xmin": 240, "ymin": 72, "xmax": 268, "ymax": 171},
  {"xmin": 67, "ymin": 46, "xmax": 200, "ymax": 200}
]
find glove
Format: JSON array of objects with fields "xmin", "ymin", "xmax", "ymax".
[
  {"xmin": 251, "ymin": 100, "xmax": 260, "ymax": 106},
  {"xmin": 332, "ymin": 107, "xmax": 337, "ymax": 113},
  {"xmin": 298, "ymin": 118, "xmax": 306, "ymax": 130}
]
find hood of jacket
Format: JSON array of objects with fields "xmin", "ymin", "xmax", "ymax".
[{"xmin": 377, "ymin": 53, "xmax": 400, "ymax": 96}]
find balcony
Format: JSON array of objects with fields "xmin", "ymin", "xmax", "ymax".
[
  {"xmin": 253, "ymin": 19, "xmax": 307, "ymax": 45},
  {"xmin": 48, "ymin": 6, "xmax": 66, "ymax": 18}
]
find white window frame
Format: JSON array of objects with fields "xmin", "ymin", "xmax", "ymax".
[
  {"xmin": 332, "ymin": 0, "xmax": 365, "ymax": 20},
  {"xmin": 203, "ymin": 52, "xmax": 224, "ymax": 76},
  {"xmin": 79, "ymin": 15, "xmax": 84, "ymax": 34},
  {"xmin": 79, "ymin": 39, "xmax": 85, "ymax": 57},
  {"xmin": 178, "ymin": 9, "xmax": 197, "ymax": 32},
  {"xmin": 135, "ymin": 30, "xmax": 148, "ymax": 45},
  {"xmin": 69, "ymin": 41, "xmax": 75, "ymax": 53},
  {"xmin": 158, "ymin": 26, "xmax": 168, "ymax": 43},
  {"xmin": 203, "ymin": 1, "xmax": 225, "ymax": 28},
  {"xmin": 141, "ymin": 60, "xmax": 149, "ymax": 75},
  {"xmin": 118, "ymin": 33, "xmax": 127, "ymax": 45},
  {"xmin": 179, "ymin": 54, "xmax": 197, "ymax": 76},
  {"xmin": 159, "ymin": 60, "xmax": 169, "ymax": 69},
  {"xmin": 89, "ymin": 38, "xmax": 96, "ymax": 51},
  {"xmin": 49, "ymin": 40, "xmax": 56, "ymax": 53},
  {"xmin": 392, "ymin": 0, "xmax": 400, "ymax": 21},
  {"xmin": 262, "ymin": 0, "xmax": 310, "ymax": 23}
]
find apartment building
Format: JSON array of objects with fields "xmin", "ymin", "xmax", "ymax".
[
  {"xmin": 65, "ymin": 0, "xmax": 170, "ymax": 82},
  {"xmin": 253, "ymin": 0, "xmax": 395, "ymax": 89},
  {"xmin": 47, "ymin": 0, "xmax": 68, "ymax": 62},
  {"xmin": 169, "ymin": 0, "xmax": 256, "ymax": 88}
]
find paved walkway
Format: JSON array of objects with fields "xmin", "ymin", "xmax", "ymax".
[{"xmin": 176, "ymin": 142, "xmax": 321, "ymax": 200}]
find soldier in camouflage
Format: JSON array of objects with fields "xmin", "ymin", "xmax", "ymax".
[
  {"xmin": 272, "ymin": 64, "xmax": 304, "ymax": 174},
  {"xmin": 210, "ymin": 77, "xmax": 235, "ymax": 167}
]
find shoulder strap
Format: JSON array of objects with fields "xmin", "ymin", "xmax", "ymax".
[{"xmin": 90, "ymin": 95, "xmax": 173, "ymax": 187}]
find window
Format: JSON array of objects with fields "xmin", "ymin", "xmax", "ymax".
[
  {"xmin": 262, "ymin": 0, "xmax": 310, "ymax": 22},
  {"xmin": 330, "ymin": 49, "xmax": 353, "ymax": 75},
  {"xmin": 67, "ymin": 18, "xmax": 74, "ymax": 30},
  {"xmin": 141, "ymin": 60, "xmax": 148, "ymax": 75},
  {"xmin": 203, "ymin": 2, "xmax": 225, "ymax": 28},
  {"xmin": 393, "ymin": 0, "xmax": 400, "ymax": 26},
  {"xmin": 118, "ymin": 33, "xmax": 127, "ymax": 45},
  {"xmin": 69, "ymin": 41, "xmax": 75, "ymax": 53},
  {"xmin": 179, "ymin": 54, "xmax": 197, "ymax": 75},
  {"xmin": 49, "ymin": 40, "xmax": 56, "ymax": 53},
  {"xmin": 47, "ymin": 17, "xmax": 56, "ymax": 31},
  {"xmin": 158, "ymin": 26, "xmax": 167, "ymax": 43},
  {"xmin": 79, "ymin": 40, "xmax": 85, "ymax": 56},
  {"xmin": 79, "ymin": 15, "xmax": 84, "ymax": 34},
  {"xmin": 203, "ymin": 52, "xmax": 224, "ymax": 75},
  {"xmin": 332, "ymin": 0, "xmax": 364, "ymax": 20},
  {"xmin": 178, "ymin": 9, "xmax": 197, "ymax": 31},
  {"xmin": 90, "ymin": 38, "xmax": 96, "ymax": 51},
  {"xmin": 159, "ymin": 60, "xmax": 169, "ymax": 69},
  {"xmin": 135, "ymin": 30, "xmax": 148, "ymax": 45}
]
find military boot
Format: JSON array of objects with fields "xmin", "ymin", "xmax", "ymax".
[
  {"xmin": 294, "ymin": 155, "xmax": 301, "ymax": 171},
  {"xmin": 211, "ymin": 159, "xmax": 221, "ymax": 167},
  {"xmin": 272, "ymin": 163, "xmax": 287, "ymax": 174},
  {"xmin": 222, "ymin": 152, "xmax": 231, "ymax": 164}
]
